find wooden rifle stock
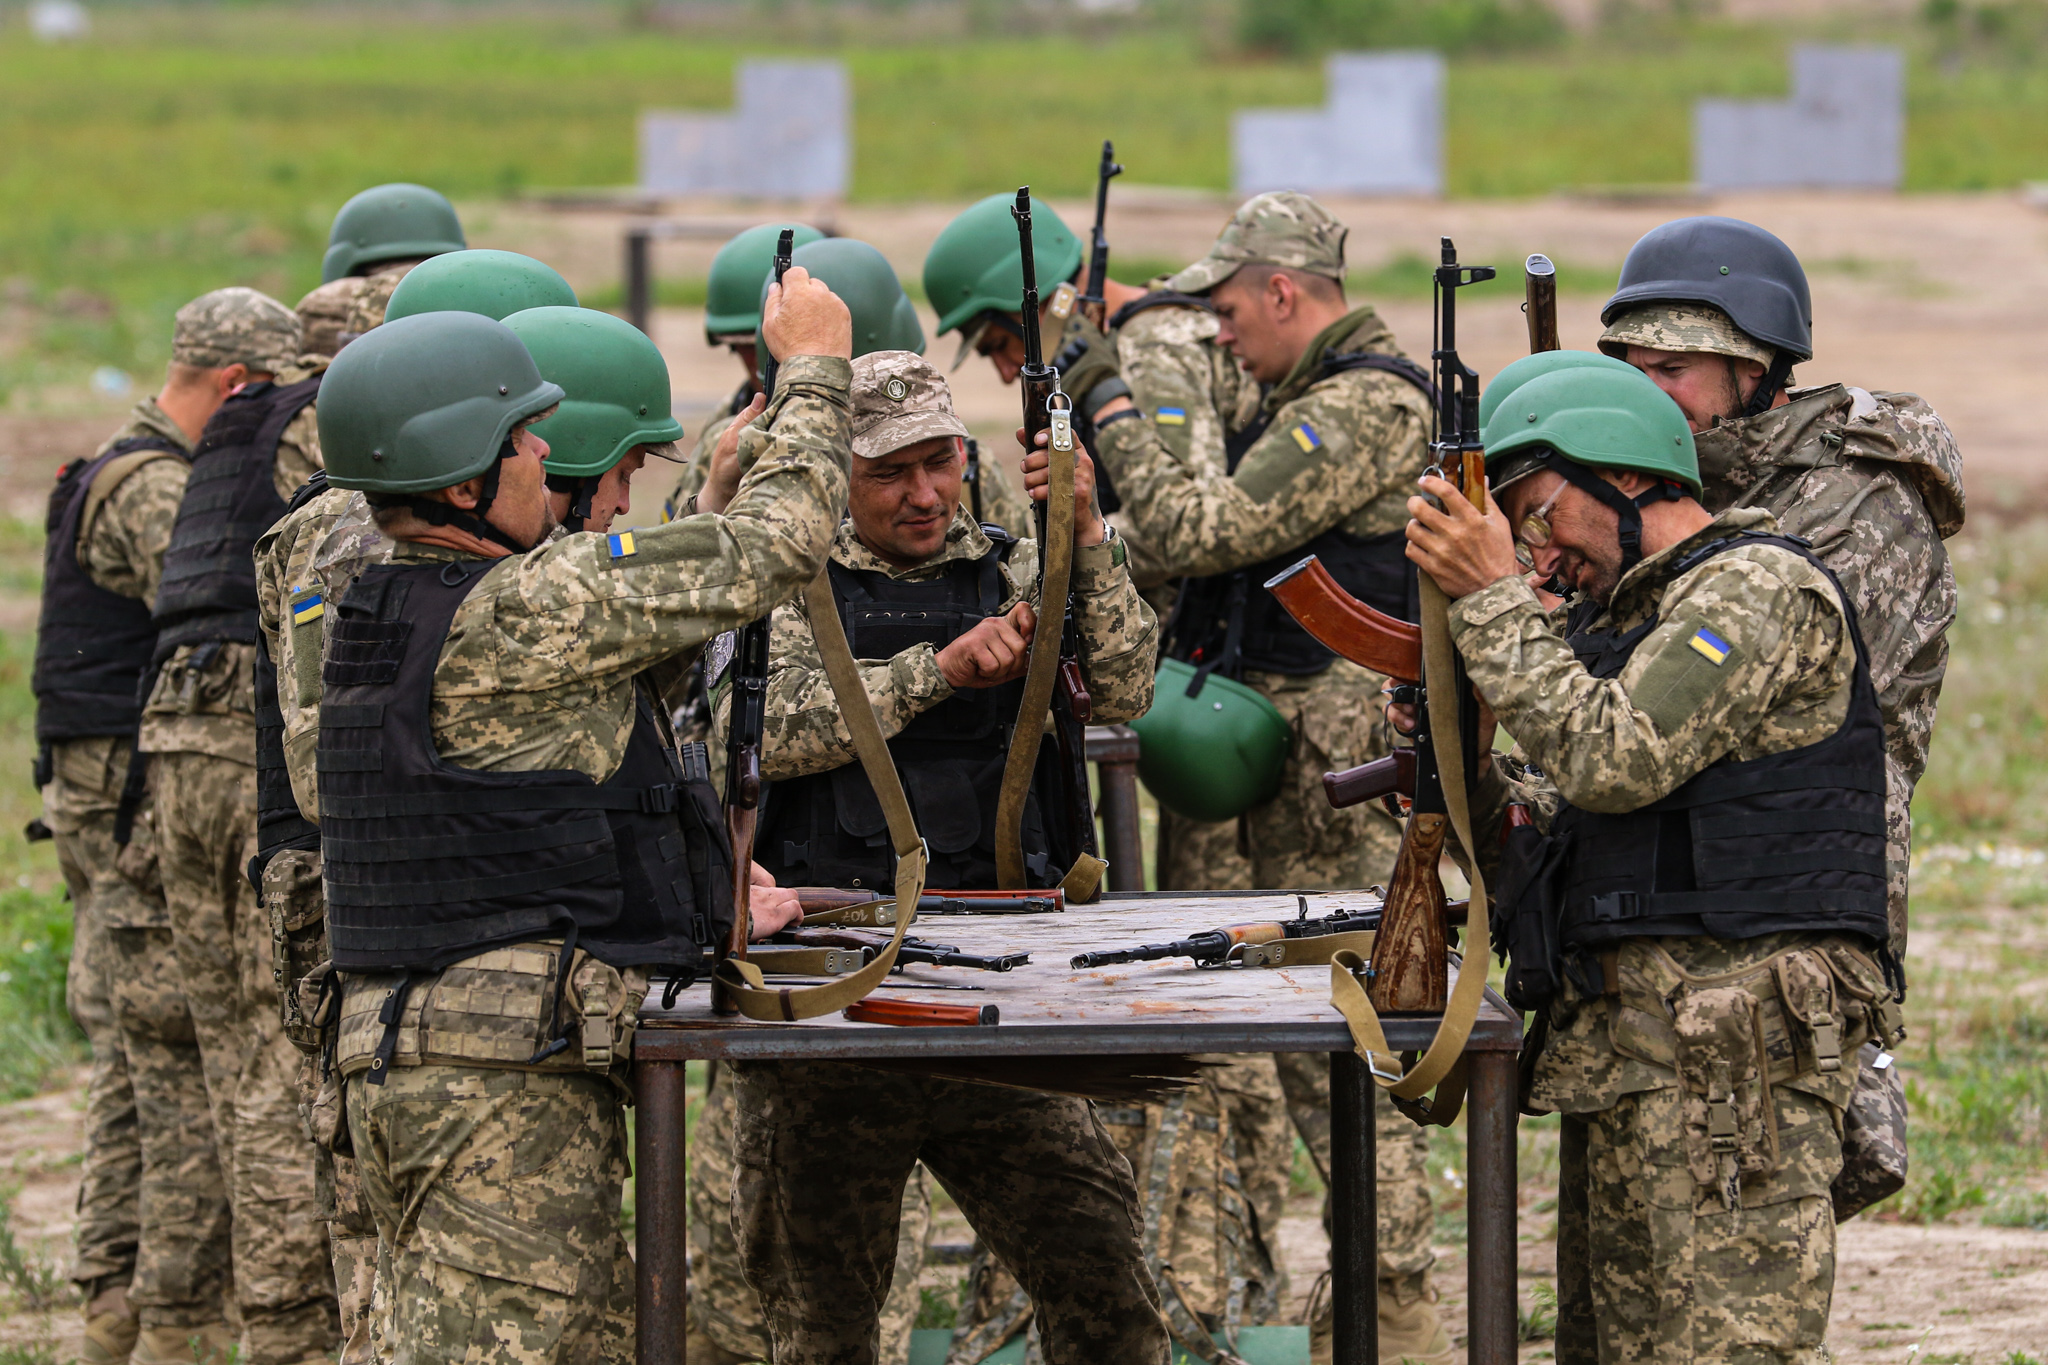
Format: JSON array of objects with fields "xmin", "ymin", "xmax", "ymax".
[
  {"xmin": 1524, "ymin": 253, "xmax": 1560, "ymax": 353},
  {"xmin": 1263, "ymin": 556, "xmax": 1422, "ymax": 682}
]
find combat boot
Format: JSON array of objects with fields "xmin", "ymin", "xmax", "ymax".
[
  {"xmin": 1305, "ymin": 1274, "xmax": 1456, "ymax": 1365},
  {"xmin": 80, "ymin": 1282, "xmax": 139, "ymax": 1365},
  {"xmin": 684, "ymin": 1322, "xmax": 762, "ymax": 1365},
  {"xmin": 130, "ymin": 1322, "xmax": 234, "ymax": 1365}
]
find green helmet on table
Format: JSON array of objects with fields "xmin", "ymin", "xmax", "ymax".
[
  {"xmin": 707, "ymin": 223, "xmax": 827, "ymax": 344},
  {"xmin": 320, "ymin": 183, "xmax": 467, "ymax": 284},
  {"xmin": 384, "ymin": 249, "xmax": 578, "ymax": 324},
  {"xmin": 755, "ymin": 238, "xmax": 924, "ymax": 379},
  {"xmin": 504, "ymin": 306, "xmax": 685, "ymax": 531},
  {"xmin": 922, "ymin": 192, "xmax": 1083, "ymax": 337},
  {"xmin": 1128, "ymin": 659, "xmax": 1292, "ymax": 822}
]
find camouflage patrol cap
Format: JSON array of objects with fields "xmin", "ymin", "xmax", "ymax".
[
  {"xmin": 850, "ymin": 351, "xmax": 968, "ymax": 459},
  {"xmin": 1598, "ymin": 302, "xmax": 1776, "ymax": 367},
  {"xmin": 1165, "ymin": 191, "xmax": 1348, "ymax": 295},
  {"xmin": 172, "ymin": 287, "xmax": 300, "ymax": 374},
  {"xmin": 294, "ymin": 277, "xmax": 367, "ymax": 360}
]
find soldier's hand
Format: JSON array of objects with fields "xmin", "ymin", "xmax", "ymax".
[
  {"xmin": 698, "ymin": 392, "xmax": 768, "ymax": 516},
  {"xmin": 747, "ymin": 862, "xmax": 804, "ymax": 939},
  {"xmin": 763, "ymin": 266, "xmax": 853, "ymax": 362},
  {"xmin": 1381, "ymin": 679, "xmax": 1498, "ymax": 752},
  {"xmin": 936, "ymin": 601, "xmax": 1036, "ymax": 689},
  {"xmin": 1405, "ymin": 473, "xmax": 1518, "ymax": 599},
  {"xmin": 1018, "ymin": 427, "xmax": 1106, "ymax": 548}
]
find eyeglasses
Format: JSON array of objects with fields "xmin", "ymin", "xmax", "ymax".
[{"xmin": 1513, "ymin": 483, "xmax": 1566, "ymax": 570}]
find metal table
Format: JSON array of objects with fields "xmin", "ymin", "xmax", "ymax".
[{"xmin": 632, "ymin": 890, "xmax": 1522, "ymax": 1365}]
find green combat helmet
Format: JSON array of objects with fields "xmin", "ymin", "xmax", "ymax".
[
  {"xmin": 1477, "ymin": 349, "xmax": 1641, "ymax": 434},
  {"xmin": 383, "ymin": 249, "xmax": 578, "ymax": 324},
  {"xmin": 922, "ymin": 192, "xmax": 1083, "ymax": 338},
  {"xmin": 1128, "ymin": 659, "xmax": 1292, "ymax": 823},
  {"xmin": 319, "ymin": 311, "xmax": 564, "ymax": 496},
  {"xmin": 320, "ymin": 183, "xmax": 467, "ymax": 283},
  {"xmin": 503, "ymin": 306, "xmax": 685, "ymax": 531},
  {"xmin": 755, "ymin": 238, "xmax": 924, "ymax": 377},
  {"xmin": 706, "ymin": 223, "xmax": 827, "ymax": 344}
]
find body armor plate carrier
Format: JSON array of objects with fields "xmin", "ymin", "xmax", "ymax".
[
  {"xmin": 153, "ymin": 377, "xmax": 321, "ymax": 658},
  {"xmin": 1163, "ymin": 352, "xmax": 1436, "ymax": 678},
  {"xmin": 317, "ymin": 559, "xmax": 733, "ymax": 976},
  {"xmin": 33, "ymin": 439, "xmax": 185, "ymax": 747},
  {"xmin": 756, "ymin": 528, "xmax": 1078, "ymax": 891},
  {"xmin": 1494, "ymin": 532, "xmax": 1888, "ymax": 1007}
]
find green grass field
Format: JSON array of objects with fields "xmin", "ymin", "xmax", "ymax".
[{"xmin": 0, "ymin": 3, "xmax": 2044, "ymax": 395}]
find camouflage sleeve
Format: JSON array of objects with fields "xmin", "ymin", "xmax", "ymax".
[
  {"xmin": 1450, "ymin": 551, "xmax": 1852, "ymax": 814},
  {"xmin": 271, "ymin": 404, "xmax": 324, "ymax": 502},
  {"xmin": 1065, "ymin": 533, "xmax": 1158, "ymax": 724},
  {"xmin": 1095, "ymin": 371, "xmax": 1427, "ymax": 577},
  {"xmin": 1114, "ymin": 308, "xmax": 1234, "ymax": 477},
  {"xmin": 662, "ymin": 415, "xmax": 722, "ymax": 521},
  {"xmin": 467, "ymin": 355, "xmax": 851, "ymax": 691},
  {"xmin": 77, "ymin": 457, "xmax": 189, "ymax": 601},
  {"xmin": 732, "ymin": 595, "xmax": 955, "ymax": 783}
]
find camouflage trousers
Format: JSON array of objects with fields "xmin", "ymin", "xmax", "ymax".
[
  {"xmin": 1551, "ymin": 1082, "xmax": 1845, "ymax": 1364},
  {"xmin": 152, "ymin": 751, "xmax": 339, "ymax": 1363},
  {"xmin": 344, "ymin": 1065, "xmax": 634, "ymax": 1365},
  {"xmin": 728, "ymin": 1061, "xmax": 1170, "ymax": 1365},
  {"xmin": 687, "ymin": 1063, "xmax": 929, "ymax": 1363},
  {"xmin": 955, "ymin": 1056, "xmax": 1291, "ymax": 1364},
  {"xmin": 47, "ymin": 738, "xmax": 143, "ymax": 1299}
]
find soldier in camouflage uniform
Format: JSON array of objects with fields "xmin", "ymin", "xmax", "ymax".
[
  {"xmin": 34, "ymin": 295, "xmax": 270, "ymax": 1363},
  {"xmin": 699, "ymin": 352, "xmax": 1168, "ymax": 1365},
  {"xmin": 133, "ymin": 288, "xmax": 342, "ymax": 1365},
  {"xmin": 1408, "ymin": 359, "xmax": 1906, "ymax": 1363},
  {"xmin": 294, "ymin": 275, "xmax": 843, "ymax": 1365},
  {"xmin": 1077, "ymin": 193, "xmax": 1447, "ymax": 1361},
  {"xmin": 1582, "ymin": 217, "xmax": 1961, "ymax": 1365}
]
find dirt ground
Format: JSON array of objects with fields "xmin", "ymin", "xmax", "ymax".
[{"xmin": 1, "ymin": 188, "xmax": 2045, "ymax": 1358}]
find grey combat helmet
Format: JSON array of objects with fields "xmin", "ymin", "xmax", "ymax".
[{"xmin": 1600, "ymin": 216, "xmax": 1813, "ymax": 362}]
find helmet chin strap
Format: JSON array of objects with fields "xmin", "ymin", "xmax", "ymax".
[
  {"xmin": 545, "ymin": 472, "xmax": 598, "ymax": 534},
  {"xmin": 377, "ymin": 441, "xmax": 535, "ymax": 554},
  {"xmin": 1740, "ymin": 350, "xmax": 1797, "ymax": 418},
  {"xmin": 1542, "ymin": 451, "xmax": 1685, "ymax": 578}
]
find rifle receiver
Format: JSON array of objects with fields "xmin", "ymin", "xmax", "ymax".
[{"xmin": 760, "ymin": 227, "xmax": 796, "ymax": 399}]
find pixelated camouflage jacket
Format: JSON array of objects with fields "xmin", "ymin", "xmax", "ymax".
[
  {"xmin": 715, "ymin": 508, "xmax": 1156, "ymax": 782},
  {"xmin": 1107, "ymin": 296, "xmax": 1262, "ymax": 591},
  {"xmin": 1094, "ymin": 305, "xmax": 1430, "ymax": 578},
  {"xmin": 76, "ymin": 396, "xmax": 194, "ymax": 604},
  {"xmin": 139, "ymin": 358, "xmax": 330, "ymax": 761}
]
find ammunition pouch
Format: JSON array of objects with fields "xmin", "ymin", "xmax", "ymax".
[
  {"xmin": 266, "ymin": 846, "xmax": 330, "ymax": 1055},
  {"xmin": 1493, "ymin": 819, "xmax": 1567, "ymax": 1011},
  {"xmin": 1834, "ymin": 1041, "xmax": 1909, "ymax": 1222}
]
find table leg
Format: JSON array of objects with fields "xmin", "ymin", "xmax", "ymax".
[
  {"xmin": 1096, "ymin": 759, "xmax": 1145, "ymax": 893},
  {"xmin": 1467, "ymin": 1051, "xmax": 1520, "ymax": 1365},
  {"xmin": 1329, "ymin": 1050, "xmax": 1378, "ymax": 1365},
  {"xmin": 636, "ymin": 1060, "xmax": 689, "ymax": 1365}
]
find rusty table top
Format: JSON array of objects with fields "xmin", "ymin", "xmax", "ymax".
[{"xmin": 633, "ymin": 890, "xmax": 1521, "ymax": 1063}]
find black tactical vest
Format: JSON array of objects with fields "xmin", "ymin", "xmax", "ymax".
[
  {"xmin": 755, "ymin": 530, "xmax": 1074, "ymax": 891},
  {"xmin": 317, "ymin": 559, "xmax": 733, "ymax": 975},
  {"xmin": 153, "ymin": 377, "xmax": 320, "ymax": 657},
  {"xmin": 32, "ymin": 440, "xmax": 186, "ymax": 745},
  {"xmin": 1551, "ymin": 532, "xmax": 1889, "ymax": 948},
  {"xmin": 1164, "ymin": 352, "xmax": 1435, "ymax": 677}
]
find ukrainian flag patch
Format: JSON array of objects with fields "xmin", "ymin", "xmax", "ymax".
[
  {"xmin": 1154, "ymin": 407, "xmax": 1187, "ymax": 426},
  {"xmin": 1290, "ymin": 422, "xmax": 1322, "ymax": 453},
  {"xmin": 290, "ymin": 592, "xmax": 323, "ymax": 626},
  {"xmin": 1687, "ymin": 626, "xmax": 1731, "ymax": 666},
  {"xmin": 608, "ymin": 531, "xmax": 637, "ymax": 560}
]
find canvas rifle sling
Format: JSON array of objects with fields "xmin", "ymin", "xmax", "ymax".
[
  {"xmin": 993, "ymin": 413, "xmax": 1076, "ymax": 888},
  {"xmin": 1327, "ymin": 570, "xmax": 1491, "ymax": 1122},
  {"xmin": 710, "ymin": 568, "xmax": 928, "ymax": 1020}
]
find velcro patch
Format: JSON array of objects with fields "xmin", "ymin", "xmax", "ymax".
[
  {"xmin": 607, "ymin": 531, "xmax": 637, "ymax": 560},
  {"xmin": 1154, "ymin": 407, "xmax": 1187, "ymax": 426},
  {"xmin": 1290, "ymin": 422, "xmax": 1322, "ymax": 453},
  {"xmin": 1633, "ymin": 622, "xmax": 1741, "ymax": 735}
]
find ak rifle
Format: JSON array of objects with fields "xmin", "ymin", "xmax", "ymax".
[
  {"xmin": 793, "ymin": 887, "xmax": 1064, "ymax": 923},
  {"xmin": 1071, "ymin": 900, "xmax": 1469, "ymax": 971},
  {"xmin": 1077, "ymin": 139, "xmax": 1123, "ymax": 330},
  {"xmin": 711, "ymin": 229, "xmax": 795, "ymax": 1015},
  {"xmin": 779, "ymin": 927, "xmax": 1031, "ymax": 973}
]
